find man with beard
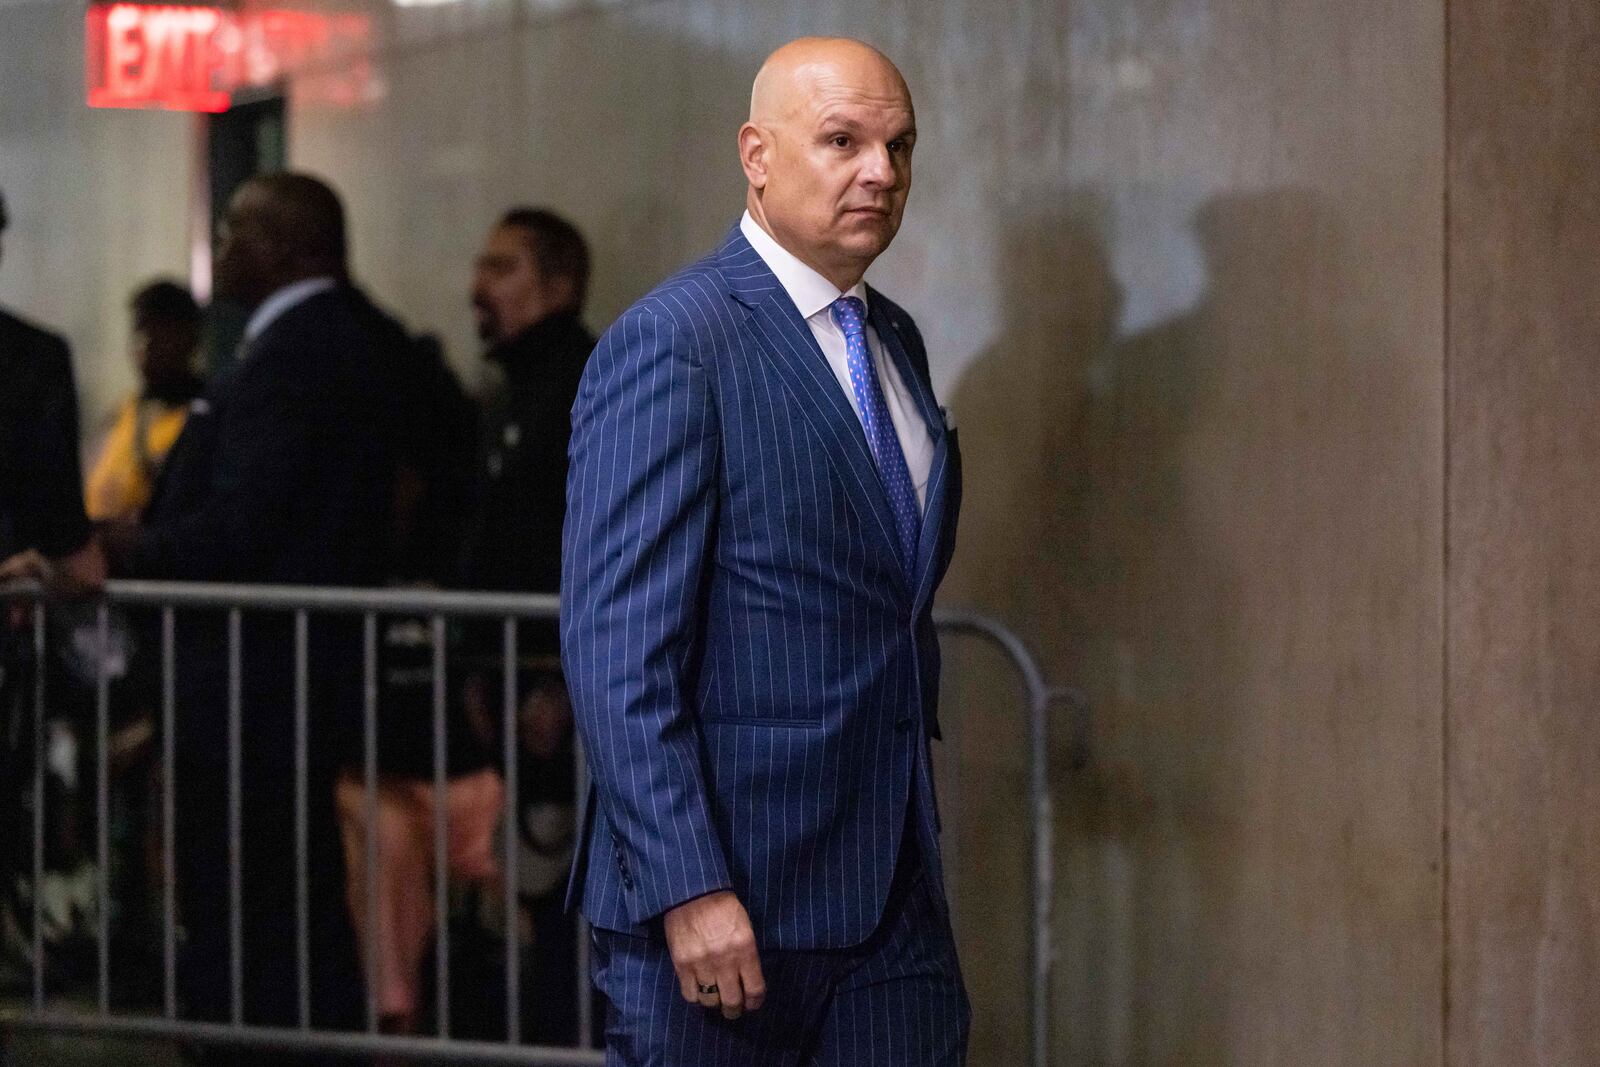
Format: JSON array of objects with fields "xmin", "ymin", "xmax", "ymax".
[
  {"xmin": 466, "ymin": 207, "xmax": 594, "ymax": 603},
  {"xmin": 460, "ymin": 207, "xmax": 594, "ymax": 1042}
]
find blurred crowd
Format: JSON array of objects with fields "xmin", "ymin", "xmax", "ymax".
[{"xmin": 0, "ymin": 175, "xmax": 596, "ymax": 1052}]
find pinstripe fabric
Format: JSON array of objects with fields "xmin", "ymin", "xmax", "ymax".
[
  {"xmin": 591, "ymin": 842, "xmax": 969, "ymax": 1066},
  {"xmin": 562, "ymin": 224, "xmax": 962, "ymax": 961}
]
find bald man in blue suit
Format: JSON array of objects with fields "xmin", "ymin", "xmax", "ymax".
[{"xmin": 562, "ymin": 37, "xmax": 968, "ymax": 1065}]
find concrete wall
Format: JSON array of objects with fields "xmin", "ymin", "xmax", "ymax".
[
  {"xmin": 0, "ymin": 0, "xmax": 1594, "ymax": 1062},
  {"xmin": 0, "ymin": 0, "xmax": 193, "ymax": 439},
  {"xmin": 1446, "ymin": 0, "xmax": 1600, "ymax": 1062}
]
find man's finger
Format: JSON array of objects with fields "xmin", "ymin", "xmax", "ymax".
[
  {"xmin": 695, "ymin": 974, "xmax": 724, "ymax": 1011},
  {"xmin": 675, "ymin": 968, "xmax": 700, "ymax": 1005},
  {"xmin": 714, "ymin": 965, "xmax": 744, "ymax": 1020},
  {"xmin": 739, "ymin": 953, "xmax": 767, "ymax": 1012}
]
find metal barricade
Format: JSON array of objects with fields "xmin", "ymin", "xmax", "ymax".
[{"xmin": 0, "ymin": 581, "xmax": 1077, "ymax": 1067}]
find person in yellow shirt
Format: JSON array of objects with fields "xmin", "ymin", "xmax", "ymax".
[{"xmin": 84, "ymin": 280, "xmax": 204, "ymax": 522}]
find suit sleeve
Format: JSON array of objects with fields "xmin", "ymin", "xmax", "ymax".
[
  {"xmin": 22, "ymin": 335, "xmax": 92, "ymax": 558},
  {"xmin": 129, "ymin": 347, "xmax": 317, "ymax": 580},
  {"xmin": 561, "ymin": 306, "xmax": 732, "ymax": 924}
]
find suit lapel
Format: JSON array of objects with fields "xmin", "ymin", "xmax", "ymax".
[
  {"xmin": 719, "ymin": 229, "xmax": 911, "ymax": 594},
  {"xmin": 868, "ymin": 296, "xmax": 953, "ymax": 609}
]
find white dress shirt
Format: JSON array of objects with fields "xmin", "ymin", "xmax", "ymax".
[
  {"xmin": 739, "ymin": 212, "xmax": 934, "ymax": 512},
  {"xmin": 243, "ymin": 276, "xmax": 339, "ymax": 346}
]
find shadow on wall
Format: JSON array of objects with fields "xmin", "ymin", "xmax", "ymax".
[{"xmin": 945, "ymin": 188, "xmax": 1396, "ymax": 1065}]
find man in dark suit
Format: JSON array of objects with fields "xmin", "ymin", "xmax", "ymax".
[
  {"xmin": 0, "ymin": 187, "xmax": 105, "ymax": 591},
  {"xmin": 0, "ymin": 188, "xmax": 106, "ymax": 985},
  {"xmin": 562, "ymin": 38, "xmax": 967, "ymax": 1065},
  {"xmin": 110, "ymin": 173, "xmax": 406, "ymax": 1054}
]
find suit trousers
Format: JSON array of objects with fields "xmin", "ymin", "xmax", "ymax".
[
  {"xmin": 591, "ymin": 831, "xmax": 970, "ymax": 1067},
  {"xmin": 175, "ymin": 757, "xmax": 364, "ymax": 1065}
]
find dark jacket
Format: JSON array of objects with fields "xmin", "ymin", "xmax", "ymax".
[
  {"xmin": 0, "ymin": 309, "xmax": 91, "ymax": 560},
  {"xmin": 465, "ymin": 310, "xmax": 594, "ymax": 600},
  {"xmin": 388, "ymin": 334, "xmax": 476, "ymax": 586},
  {"xmin": 131, "ymin": 284, "xmax": 409, "ymax": 772}
]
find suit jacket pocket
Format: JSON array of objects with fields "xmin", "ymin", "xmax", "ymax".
[{"xmin": 699, "ymin": 714, "xmax": 826, "ymax": 729}]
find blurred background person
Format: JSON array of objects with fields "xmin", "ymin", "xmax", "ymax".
[
  {"xmin": 0, "ymin": 186, "xmax": 103, "ymax": 591},
  {"xmin": 83, "ymin": 280, "xmax": 205, "ymax": 525},
  {"xmin": 330, "ymin": 321, "xmax": 496, "ymax": 1040},
  {"xmin": 0, "ymin": 185, "xmax": 106, "ymax": 997},
  {"xmin": 103, "ymin": 172, "xmax": 408, "ymax": 1061},
  {"xmin": 460, "ymin": 206, "xmax": 594, "ymax": 1044},
  {"xmin": 73, "ymin": 278, "xmax": 206, "ymax": 1006},
  {"xmin": 464, "ymin": 207, "xmax": 593, "ymax": 604}
]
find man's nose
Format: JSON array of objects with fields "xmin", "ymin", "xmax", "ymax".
[{"xmin": 858, "ymin": 145, "xmax": 896, "ymax": 188}]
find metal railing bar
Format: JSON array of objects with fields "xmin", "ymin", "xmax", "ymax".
[
  {"xmin": 161, "ymin": 606, "xmax": 177, "ymax": 1019},
  {"xmin": 362, "ymin": 612, "xmax": 380, "ymax": 1034},
  {"xmin": 0, "ymin": 584, "xmax": 1068, "ymax": 1067},
  {"xmin": 95, "ymin": 603, "xmax": 110, "ymax": 1015},
  {"xmin": 502, "ymin": 617, "xmax": 520, "ymax": 1045},
  {"xmin": 930, "ymin": 608, "xmax": 1067, "ymax": 1067},
  {"xmin": 0, "ymin": 580, "xmax": 563, "ymax": 618},
  {"xmin": 432, "ymin": 613, "xmax": 449, "ymax": 1038},
  {"xmin": 294, "ymin": 609, "xmax": 311, "ymax": 1031},
  {"xmin": 227, "ymin": 607, "xmax": 243, "ymax": 1027},
  {"xmin": 929, "ymin": 610, "xmax": 1051, "ymax": 708},
  {"xmin": 31, "ymin": 604, "xmax": 46, "ymax": 1012}
]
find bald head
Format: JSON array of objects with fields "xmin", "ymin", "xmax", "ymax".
[
  {"xmin": 749, "ymin": 37, "xmax": 909, "ymax": 126},
  {"xmin": 213, "ymin": 171, "xmax": 348, "ymax": 306},
  {"xmin": 739, "ymin": 38, "xmax": 916, "ymax": 290},
  {"xmin": 246, "ymin": 173, "xmax": 348, "ymax": 264}
]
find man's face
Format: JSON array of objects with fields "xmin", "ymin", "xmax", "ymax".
[
  {"xmin": 471, "ymin": 225, "xmax": 565, "ymax": 345},
  {"xmin": 755, "ymin": 62, "xmax": 915, "ymax": 286},
  {"xmin": 131, "ymin": 314, "xmax": 196, "ymax": 382},
  {"xmin": 212, "ymin": 185, "xmax": 282, "ymax": 305}
]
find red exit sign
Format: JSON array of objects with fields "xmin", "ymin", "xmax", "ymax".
[
  {"xmin": 86, "ymin": 4, "xmax": 373, "ymax": 113},
  {"xmin": 87, "ymin": 4, "xmax": 230, "ymax": 112}
]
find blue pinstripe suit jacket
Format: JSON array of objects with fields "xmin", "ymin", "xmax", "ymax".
[{"xmin": 562, "ymin": 225, "xmax": 962, "ymax": 951}]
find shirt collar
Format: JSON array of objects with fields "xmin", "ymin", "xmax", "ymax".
[
  {"xmin": 244, "ymin": 276, "xmax": 338, "ymax": 344},
  {"xmin": 739, "ymin": 212, "xmax": 868, "ymax": 322}
]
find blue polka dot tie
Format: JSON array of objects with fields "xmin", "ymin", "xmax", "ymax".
[{"xmin": 832, "ymin": 295, "xmax": 920, "ymax": 572}]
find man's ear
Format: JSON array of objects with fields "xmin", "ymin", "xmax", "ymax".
[{"xmin": 738, "ymin": 123, "xmax": 770, "ymax": 190}]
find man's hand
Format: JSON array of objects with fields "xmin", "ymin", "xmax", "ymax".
[
  {"xmin": 0, "ymin": 549, "xmax": 50, "ymax": 585},
  {"xmin": 662, "ymin": 890, "xmax": 767, "ymax": 1020},
  {"xmin": 1, "ymin": 541, "xmax": 108, "ymax": 597}
]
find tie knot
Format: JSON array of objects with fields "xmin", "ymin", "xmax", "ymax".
[{"xmin": 831, "ymin": 296, "xmax": 867, "ymax": 332}]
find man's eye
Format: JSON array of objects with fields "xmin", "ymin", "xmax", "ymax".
[{"xmin": 831, "ymin": 135, "xmax": 851, "ymax": 148}]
